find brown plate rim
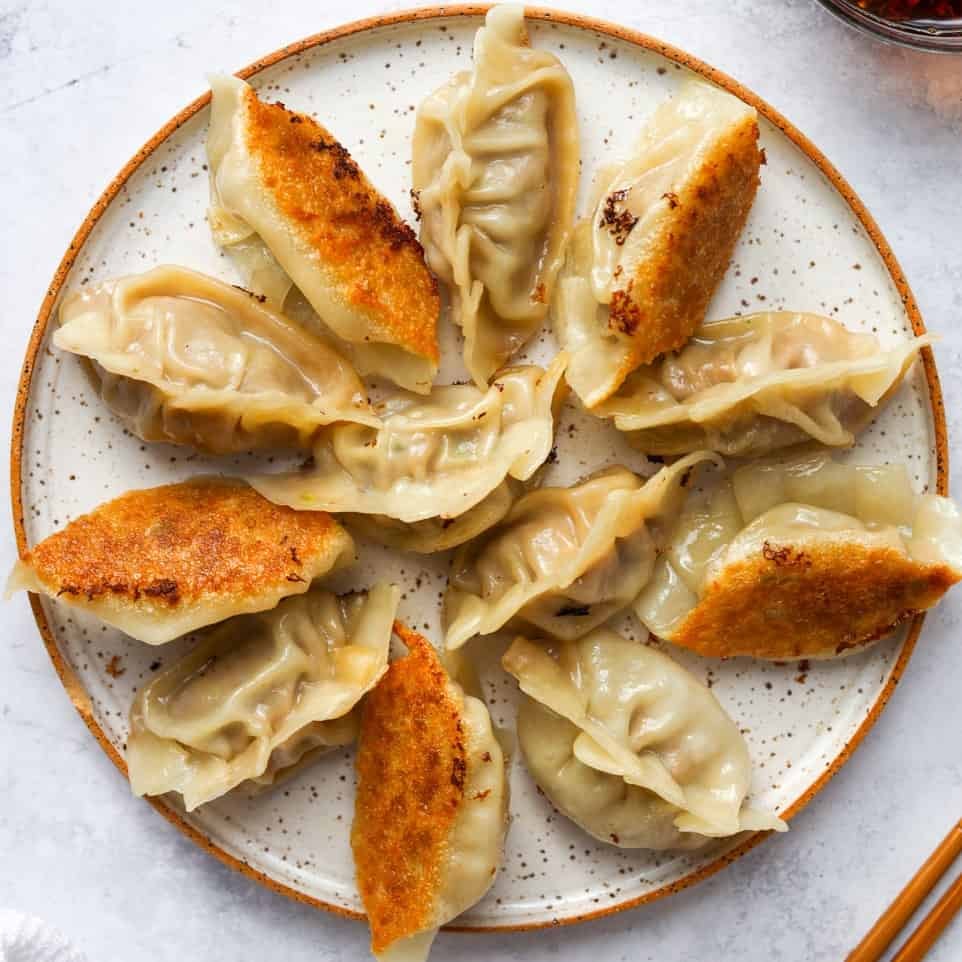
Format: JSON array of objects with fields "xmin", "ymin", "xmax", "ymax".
[{"xmin": 9, "ymin": 1, "xmax": 948, "ymax": 935}]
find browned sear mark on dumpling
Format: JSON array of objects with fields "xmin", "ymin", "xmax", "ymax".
[
  {"xmin": 309, "ymin": 137, "xmax": 361, "ymax": 180},
  {"xmin": 352, "ymin": 622, "xmax": 466, "ymax": 954},
  {"xmin": 671, "ymin": 539, "xmax": 960, "ymax": 660},
  {"xmin": 761, "ymin": 542, "xmax": 813, "ymax": 568},
  {"xmin": 609, "ymin": 282, "xmax": 642, "ymax": 336},
  {"xmin": 22, "ymin": 478, "xmax": 347, "ymax": 613},
  {"xmin": 599, "ymin": 188, "xmax": 638, "ymax": 246},
  {"xmin": 615, "ymin": 112, "xmax": 761, "ymax": 369},
  {"xmin": 243, "ymin": 90, "xmax": 439, "ymax": 362}
]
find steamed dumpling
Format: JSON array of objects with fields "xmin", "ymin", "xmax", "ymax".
[
  {"xmin": 55, "ymin": 266, "xmax": 378, "ymax": 454},
  {"xmin": 250, "ymin": 355, "xmax": 566, "ymax": 524},
  {"xmin": 344, "ymin": 481, "xmax": 518, "ymax": 554},
  {"xmin": 7, "ymin": 478, "xmax": 355, "ymax": 645},
  {"xmin": 127, "ymin": 583, "xmax": 399, "ymax": 811},
  {"xmin": 635, "ymin": 453, "xmax": 962, "ymax": 659},
  {"xmin": 444, "ymin": 452, "xmax": 718, "ymax": 649},
  {"xmin": 503, "ymin": 631, "xmax": 785, "ymax": 849},
  {"xmin": 207, "ymin": 74, "xmax": 440, "ymax": 394},
  {"xmin": 595, "ymin": 312, "xmax": 932, "ymax": 456},
  {"xmin": 244, "ymin": 713, "xmax": 358, "ymax": 794},
  {"xmin": 555, "ymin": 80, "xmax": 761, "ymax": 407},
  {"xmin": 352, "ymin": 623, "xmax": 508, "ymax": 962},
  {"xmin": 413, "ymin": 4, "xmax": 579, "ymax": 386}
]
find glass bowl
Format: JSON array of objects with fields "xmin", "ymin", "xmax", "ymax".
[{"xmin": 816, "ymin": 0, "xmax": 962, "ymax": 51}]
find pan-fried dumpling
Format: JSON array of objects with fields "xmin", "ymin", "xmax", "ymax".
[
  {"xmin": 594, "ymin": 312, "xmax": 932, "ymax": 456},
  {"xmin": 250, "ymin": 355, "xmax": 566, "ymax": 524},
  {"xmin": 635, "ymin": 453, "xmax": 962, "ymax": 659},
  {"xmin": 7, "ymin": 478, "xmax": 355, "ymax": 645},
  {"xmin": 503, "ymin": 631, "xmax": 785, "ymax": 849},
  {"xmin": 444, "ymin": 452, "xmax": 718, "ymax": 649},
  {"xmin": 207, "ymin": 74, "xmax": 440, "ymax": 394},
  {"xmin": 127, "ymin": 583, "xmax": 399, "ymax": 811},
  {"xmin": 555, "ymin": 80, "xmax": 761, "ymax": 407},
  {"xmin": 345, "ymin": 481, "xmax": 518, "ymax": 554},
  {"xmin": 54, "ymin": 266, "xmax": 378, "ymax": 454},
  {"xmin": 412, "ymin": 4, "xmax": 579, "ymax": 386},
  {"xmin": 352, "ymin": 623, "xmax": 508, "ymax": 962}
]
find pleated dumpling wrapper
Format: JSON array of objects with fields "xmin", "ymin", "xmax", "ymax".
[
  {"xmin": 352, "ymin": 623, "xmax": 508, "ymax": 962},
  {"xmin": 635, "ymin": 453, "xmax": 962, "ymax": 659},
  {"xmin": 55, "ymin": 266, "xmax": 379, "ymax": 454},
  {"xmin": 503, "ymin": 630, "xmax": 785, "ymax": 849},
  {"xmin": 555, "ymin": 79, "xmax": 761, "ymax": 408},
  {"xmin": 7, "ymin": 478, "xmax": 355, "ymax": 645},
  {"xmin": 207, "ymin": 74, "xmax": 440, "ymax": 394},
  {"xmin": 444, "ymin": 451, "xmax": 719, "ymax": 649},
  {"xmin": 344, "ymin": 480, "xmax": 519, "ymax": 555},
  {"xmin": 250, "ymin": 354, "xmax": 566, "ymax": 524},
  {"xmin": 127, "ymin": 583, "xmax": 399, "ymax": 811},
  {"xmin": 413, "ymin": 4, "xmax": 579, "ymax": 386},
  {"xmin": 595, "ymin": 311, "xmax": 932, "ymax": 457}
]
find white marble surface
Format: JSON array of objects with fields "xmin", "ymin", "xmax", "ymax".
[{"xmin": 2, "ymin": 1, "xmax": 961, "ymax": 959}]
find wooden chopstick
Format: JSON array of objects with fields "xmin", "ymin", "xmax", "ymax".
[
  {"xmin": 890, "ymin": 871, "xmax": 962, "ymax": 962},
  {"xmin": 847, "ymin": 819, "xmax": 962, "ymax": 962}
]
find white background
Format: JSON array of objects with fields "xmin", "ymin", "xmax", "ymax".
[{"xmin": 2, "ymin": 1, "xmax": 961, "ymax": 960}]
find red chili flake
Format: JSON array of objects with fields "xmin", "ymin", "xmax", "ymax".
[{"xmin": 858, "ymin": 0, "xmax": 962, "ymax": 20}]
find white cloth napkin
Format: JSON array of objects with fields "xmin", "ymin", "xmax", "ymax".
[{"xmin": 0, "ymin": 911, "xmax": 87, "ymax": 962}]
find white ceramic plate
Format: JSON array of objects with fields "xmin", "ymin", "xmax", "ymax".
[{"xmin": 11, "ymin": 5, "xmax": 945, "ymax": 933}]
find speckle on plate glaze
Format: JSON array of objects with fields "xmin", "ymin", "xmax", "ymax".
[{"xmin": 13, "ymin": 10, "xmax": 941, "ymax": 933}]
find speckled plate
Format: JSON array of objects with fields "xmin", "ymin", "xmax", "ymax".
[{"xmin": 11, "ymin": 4, "xmax": 946, "ymax": 934}]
